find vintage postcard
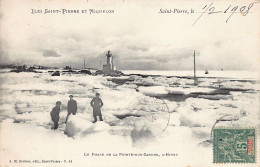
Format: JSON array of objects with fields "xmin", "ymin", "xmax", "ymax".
[{"xmin": 0, "ymin": 0, "xmax": 259, "ymax": 166}]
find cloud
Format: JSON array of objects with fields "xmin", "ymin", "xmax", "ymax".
[
  {"xmin": 0, "ymin": 40, "xmax": 11, "ymax": 64},
  {"xmin": 127, "ymin": 46, "xmax": 149, "ymax": 52},
  {"xmin": 42, "ymin": 50, "xmax": 62, "ymax": 58}
]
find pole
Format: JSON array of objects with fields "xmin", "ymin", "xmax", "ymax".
[
  {"xmin": 84, "ymin": 59, "xmax": 85, "ymax": 69},
  {"xmin": 194, "ymin": 50, "xmax": 196, "ymax": 85}
]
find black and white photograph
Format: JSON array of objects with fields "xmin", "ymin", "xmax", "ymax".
[{"xmin": 0, "ymin": 0, "xmax": 259, "ymax": 166}]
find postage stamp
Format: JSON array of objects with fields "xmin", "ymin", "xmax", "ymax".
[{"xmin": 213, "ymin": 128, "xmax": 256, "ymax": 163}]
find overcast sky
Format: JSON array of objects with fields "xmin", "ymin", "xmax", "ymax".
[{"xmin": 0, "ymin": 0, "xmax": 259, "ymax": 70}]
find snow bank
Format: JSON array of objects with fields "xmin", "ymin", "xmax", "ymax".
[
  {"xmin": 138, "ymin": 86, "xmax": 168, "ymax": 95},
  {"xmin": 14, "ymin": 112, "xmax": 50, "ymax": 124},
  {"xmin": 167, "ymin": 87, "xmax": 215, "ymax": 95},
  {"xmin": 15, "ymin": 103, "xmax": 32, "ymax": 114},
  {"xmin": 138, "ymin": 85, "xmax": 216, "ymax": 96},
  {"xmin": 219, "ymin": 81, "xmax": 256, "ymax": 90},
  {"xmin": 65, "ymin": 115, "xmax": 93, "ymax": 137},
  {"xmin": 93, "ymin": 121, "xmax": 110, "ymax": 131},
  {"xmin": 99, "ymin": 88, "xmax": 142, "ymax": 110},
  {"xmin": 68, "ymin": 88, "xmax": 87, "ymax": 94},
  {"xmin": 168, "ymin": 112, "xmax": 181, "ymax": 126},
  {"xmin": 65, "ymin": 115, "xmax": 111, "ymax": 138},
  {"xmin": 166, "ymin": 87, "xmax": 189, "ymax": 95}
]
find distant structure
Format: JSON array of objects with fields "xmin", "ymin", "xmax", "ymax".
[
  {"xmin": 102, "ymin": 50, "xmax": 116, "ymax": 72},
  {"xmin": 64, "ymin": 66, "xmax": 71, "ymax": 70},
  {"xmin": 95, "ymin": 50, "xmax": 123, "ymax": 76},
  {"xmin": 205, "ymin": 68, "xmax": 209, "ymax": 74}
]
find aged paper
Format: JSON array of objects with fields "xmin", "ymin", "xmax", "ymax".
[{"xmin": 0, "ymin": 0, "xmax": 259, "ymax": 166}]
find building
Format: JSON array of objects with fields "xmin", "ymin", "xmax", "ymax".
[{"xmin": 102, "ymin": 50, "xmax": 116, "ymax": 72}]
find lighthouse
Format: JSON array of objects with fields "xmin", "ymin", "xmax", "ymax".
[
  {"xmin": 102, "ymin": 50, "xmax": 115, "ymax": 72},
  {"xmin": 97, "ymin": 50, "xmax": 122, "ymax": 76}
]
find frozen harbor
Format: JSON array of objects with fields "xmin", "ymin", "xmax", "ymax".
[{"xmin": 0, "ymin": 69, "xmax": 259, "ymax": 167}]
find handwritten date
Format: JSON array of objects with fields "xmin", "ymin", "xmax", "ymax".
[{"xmin": 192, "ymin": 2, "xmax": 258, "ymax": 25}]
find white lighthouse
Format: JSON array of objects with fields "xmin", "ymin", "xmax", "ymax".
[{"xmin": 102, "ymin": 50, "xmax": 116, "ymax": 72}]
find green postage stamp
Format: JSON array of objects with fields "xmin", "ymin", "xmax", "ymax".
[{"xmin": 213, "ymin": 128, "xmax": 256, "ymax": 163}]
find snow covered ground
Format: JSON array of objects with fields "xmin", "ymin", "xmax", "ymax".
[
  {"xmin": 123, "ymin": 70, "xmax": 259, "ymax": 80},
  {"xmin": 0, "ymin": 69, "xmax": 259, "ymax": 167}
]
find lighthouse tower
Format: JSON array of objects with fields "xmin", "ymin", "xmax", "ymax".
[
  {"xmin": 106, "ymin": 50, "xmax": 112, "ymax": 65},
  {"xmin": 102, "ymin": 50, "xmax": 115, "ymax": 72}
]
